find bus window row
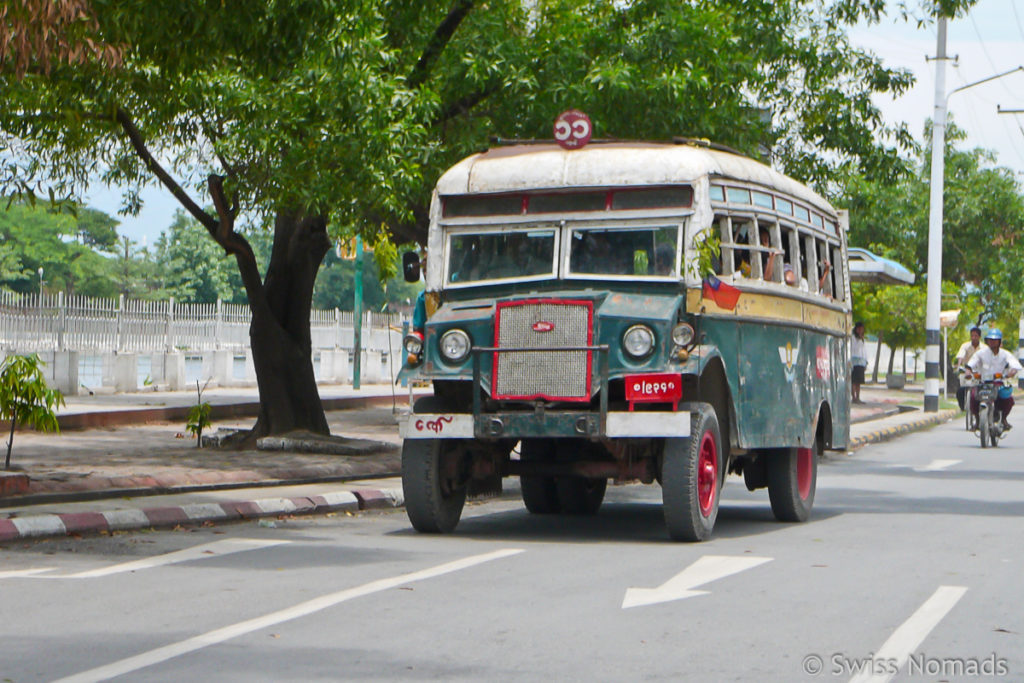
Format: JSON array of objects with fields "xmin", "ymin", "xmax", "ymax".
[
  {"xmin": 709, "ymin": 183, "xmax": 838, "ymax": 236},
  {"xmin": 713, "ymin": 214, "xmax": 845, "ymax": 302}
]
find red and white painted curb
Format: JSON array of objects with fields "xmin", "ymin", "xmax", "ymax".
[{"xmin": 0, "ymin": 487, "xmax": 404, "ymax": 543}]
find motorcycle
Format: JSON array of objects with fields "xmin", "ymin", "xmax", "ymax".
[{"xmin": 973, "ymin": 372, "xmax": 1007, "ymax": 448}]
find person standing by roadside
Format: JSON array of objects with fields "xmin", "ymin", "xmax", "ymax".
[
  {"xmin": 851, "ymin": 321, "xmax": 868, "ymax": 404},
  {"xmin": 954, "ymin": 326, "xmax": 982, "ymax": 411}
]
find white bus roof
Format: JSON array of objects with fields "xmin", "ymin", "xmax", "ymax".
[{"xmin": 436, "ymin": 142, "xmax": 837, "ymax": 217}]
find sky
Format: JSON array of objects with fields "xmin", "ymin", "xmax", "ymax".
[{"xmin": 85, "ymin": 0, "xmax": 1024, "ymax": 246}]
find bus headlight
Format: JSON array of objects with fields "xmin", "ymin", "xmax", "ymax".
[
  {"xmin": 623, "ymin": 324, "xmax": 655, "ymax": 359},
  {"xmin": 439, "ymin": 329, "xmax": 471, "ymax": 363},
  {"xmin": 404, "ymin": 331, "xmax": 424, "ymax": 356},
  {"xmin": 671, "ymin": 323, "xmax": 695, "ymax": 347}
]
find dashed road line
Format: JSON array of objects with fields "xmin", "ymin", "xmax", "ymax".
[{"xmin": 848, "ymin": 585, "xmax": 968, "ymax": 683}]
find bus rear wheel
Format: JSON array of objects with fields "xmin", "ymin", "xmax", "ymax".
[
  {"xmin": 662, "ymin": 404, "xmax": 721, "ymax": 542},
  {"xmin": 767, "ymin": 444, "xmax": 817, "ymax": 522},
  {"xmin": 402, "ymin": 438, "xmax": 467, "ymax": 533},
  {"xmin": 520, "ymin": 439, "xmax": 561, "ymax": 514}
]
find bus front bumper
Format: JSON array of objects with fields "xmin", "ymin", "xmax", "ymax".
[{"xmin": 400, "ymin": 410, "xmax": 690, "ymax": 440}]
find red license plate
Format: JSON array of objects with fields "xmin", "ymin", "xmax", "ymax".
[{"xmin": 625, "ymin": 373, "xmax": 682, "ymax": 403}]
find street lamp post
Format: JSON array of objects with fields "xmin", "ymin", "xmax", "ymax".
[
  {"xmin": 37, "ymin": 266, "xmax": 44, "ymax": 299},
  {"xmin": 923, "ymin": 14, "xmax": 1024, "ymax": 412}
]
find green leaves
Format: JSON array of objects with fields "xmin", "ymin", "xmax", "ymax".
[{"xmin": 1, "ymin": 353, "xmax": 64, "ymax": 469}]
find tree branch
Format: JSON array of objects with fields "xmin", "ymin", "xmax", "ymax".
[
  {"xmin": 114, "ymin": 107, "xmax": 216, "ymax": 231},
  {"xmin": 431, "ymin": 82, "xmax": 501, "ymax": 127},
  {"xmin": 207, "ymin": 174, "xmax": 266, "ymax": 311},
  {"xmin": 408, "ymin": 0, "xmax": 474, "ymax": 89}
]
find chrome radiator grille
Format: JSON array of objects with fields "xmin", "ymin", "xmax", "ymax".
[{"xmin": 492, "ymin": 300, "xmax": 593, "ymax": 401}]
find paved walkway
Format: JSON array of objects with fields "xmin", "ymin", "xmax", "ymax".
[{"xmin": 0, "ymin": 382, "xmax": 957, "ymax": 542}]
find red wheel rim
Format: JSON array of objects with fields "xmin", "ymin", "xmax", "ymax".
[
  {"xmin": 698, "ymin": 431, "xmax": 718, "ymax": 516},
  {"xmin": 796, "ymin": 447, "xmax": 813, "ymax": 500}
]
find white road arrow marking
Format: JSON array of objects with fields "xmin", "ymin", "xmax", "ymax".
[
  {"xmin": 848, "ymin": 585, "xmax": 967, "ymax": 683},
  {"xmin": 914, "ymin": 459, "xmax": 961, "ymax": 472},
  {"xmin": 622, "ymin": 555, "xmax": 772, "ymax": 609}
]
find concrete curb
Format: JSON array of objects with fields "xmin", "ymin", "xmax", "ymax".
[
  {"xmin": 0, "ymin": 487, "xmax": 405, "ymax": 544},
  {"xmin": 849, "ymin": 409, "xmax": 959, "ymax": 450},
  {"xmin": 56, "ymin": 392, "xmax": 423, "ymax": 430}
]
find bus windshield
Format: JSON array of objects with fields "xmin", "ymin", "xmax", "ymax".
[
  {"xmin": 569, "ymin": 225, "xmax": 678, "ymax": 277},
  {"xmin": 447, "ymin": 229, "xmax": 557, "ymax": 284}
]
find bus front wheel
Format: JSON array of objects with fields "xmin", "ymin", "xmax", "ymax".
[
  {"xmin": 402, "ymin": 438, "xmax": 467, "ymax": 533},
  {"xmin": 662, "ymin": 404, "xmax": 721, "ymax": 542},
  {"xmin": 767, "ymin": 444, "xmax": 817, "ymax": 522},
  {"xmin": 520, "ymin": 439, "xmax": 561, "ymax": 514}
]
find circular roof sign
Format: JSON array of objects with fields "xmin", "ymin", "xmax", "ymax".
[{"xmin": 553, "ymin": 110, "xmax": 592, "ymax": 150}]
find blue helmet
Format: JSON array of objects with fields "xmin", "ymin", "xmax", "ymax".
[{"xmin": 985, "ymin": 328, "xmax": 1003, "ymax": 341}]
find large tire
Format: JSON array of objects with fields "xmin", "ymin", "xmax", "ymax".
[
  {"xmin": 402, "ymin": 438, "xmax": 467, "ymax": 533},
  {"xmin": 520, "ymin": 439, "xmax": 561, "ymax": 514},
  {"xmin": 980, "ymin": 408, "xmax": 991, "ymax": 448},
  {"xmin": 767, "ymin": 443, "xmax": 817, "ymax": 523},
  {"xmin": 662, "ymin": 404, "xmax": 722, "ymax": 542},
  {"xmin": 556, "ymin": 476, "xmax": 608, "ymax": 515}
]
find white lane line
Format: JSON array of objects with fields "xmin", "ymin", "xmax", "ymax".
[
  {"xmin": 51, "ymin": 548, "xmax": 523, "ymax": 683},
  {"xmin": 848, "ymin": 585, "xmax": 968, "ymax": 683},
  {"xmin": 914, "ymin": 459, "xmax": 961, "ymax": 472},
  {"xmin": 39, "ymin": 539, "xmax": 290, "ymax": 579},
  {"xmin": 0, "ymin": 568, "xmax": 56, "ymax": 579}
]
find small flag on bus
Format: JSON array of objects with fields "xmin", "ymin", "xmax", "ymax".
[{"xmin": 702, "ymin": 274, "xmax": 740, "ymax": 310}]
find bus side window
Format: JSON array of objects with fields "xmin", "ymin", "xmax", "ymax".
[
  {"xmin": 831, "ymin": 243, "xmax": 845, "ymax": 301},
  {"xmin": 782, "ymin": 223, "xmax": 799, "ymax": 286},
  {"xmin": 733, "ymin": 219, "xmax": 754, "ymax": 277},
  {"xmin": 756, "ymin": 219, "xmax": 781, "ymax": 282},
  {"xmin": 816, "ymin": 238, "xmax": 832, "ymax": 297},
  {"xmin": 715, "ymin": 215, "xmax": 731, "ymax": 275},
  {"xmin": 801, "ymin": 232, "xmax": 816, "ymax": 292}
]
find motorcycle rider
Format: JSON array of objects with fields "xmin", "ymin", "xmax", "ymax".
[
  {"xmin": 954, "ymin": 326, "xmax": 982, "ymax": 411},
  {"xmin": 966, "ymin": 328, "xmax": 1022, "ymax": 430}
]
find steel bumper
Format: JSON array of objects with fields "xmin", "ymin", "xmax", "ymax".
[{"xmin": 400, "ymin": 410, "xmax": 691, "ymax": 439}]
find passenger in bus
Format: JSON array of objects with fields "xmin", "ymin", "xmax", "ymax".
[
  {"xmin": 652, "ymin": 244, "xmax": 675, "ymax": 275},
  {"xmin": 817, "ymin": 259, "xmax": 832, "ymax": 295},
  {"xmin": 758, "ymin": 228, "xmax": 780, "ymax": 281}
]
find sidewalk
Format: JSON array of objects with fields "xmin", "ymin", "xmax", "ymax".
[{"xmin": 0, "ymin": 382, "xmax": 956, "ymax": 543}]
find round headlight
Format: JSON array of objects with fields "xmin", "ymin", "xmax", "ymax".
[
  {"xmin": 403, "ymin": 332, "xmax": 424, "ymax": 356},
  {"xmin": 439, "ymin": 329, "xmax": 471, "ymax": 363},
  {"xmin": 622, "ymin": 324, "xmax": 655, "ymax": 359},
  {"xmin": 672, "ymin": 323, "xmax": 695, "ymax": 347}
]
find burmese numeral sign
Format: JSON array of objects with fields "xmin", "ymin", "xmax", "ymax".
[
  {"xmin": 553, "ymin": 110, "xmax": 592, "ymax": 149},
  {"xmin": 816, "ymin": 346, "xmax": 831, "ymax": 380},
  {"xmin": 625, "ymin": 373, "xmax": 682, "ymax": 404}
]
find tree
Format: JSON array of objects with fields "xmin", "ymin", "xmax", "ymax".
[
  {"xmin": 0, "ymin": 354, "xmax": 64, "ymax": 470},
  {"xmin": 1, "ymin": 1, "xmax": 978, "ymax": 439},
  {"xmin": 154, "ymin": 210, "xmax": 239, "ymax": 304},
  {"xmin": 0, "ymin": 201, "xmax": 121, "ymax": 296},
  {"xmin": 844, "ymin": 119, "xmax": 1024, "ymax": 356}
]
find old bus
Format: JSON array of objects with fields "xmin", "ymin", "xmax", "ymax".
[{"xmin": 398, "ymin": 138, "xmax": 850, "ymax": 541}]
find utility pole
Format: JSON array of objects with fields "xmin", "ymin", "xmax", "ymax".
[
  {"xmin": 353, "ymin": 236, "xmax": 364, "ymax": 389},
  {"xmin": 923, "ymin": 16, "xmax": 949, "ymax": 413},
  {"xmin": 923, "ymin": 15, "xmax": 1024, "ymax": 411},
  {"xmin": 998, "ymin": 106, "xmax": 1024, "ymax": 385}
]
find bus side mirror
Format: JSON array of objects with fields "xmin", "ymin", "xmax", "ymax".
[{"xmin": 402, "ymin": 251, "xmax": 421, "ymax": 283}]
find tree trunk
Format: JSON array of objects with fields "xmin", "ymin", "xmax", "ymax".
[
  {"xmin": 887, "ymin": 343, "xmax": 896, "ymax": 378},
  {"xmin": 247, "ymin": 210, "xmax": 332, "ymax": 439},
  {"xmin": 872, "ymin": 331, "xmax": 883, "ymax": 384}
]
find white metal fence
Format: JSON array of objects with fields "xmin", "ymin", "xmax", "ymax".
[{"xmin": 0, "ymin": 290, "xmax": 404, "ymax": 353}]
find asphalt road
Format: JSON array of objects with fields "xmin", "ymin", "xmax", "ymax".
[{"xmin": 1, "ymin": 420, "xmax": 1022, "ymax": 682}]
